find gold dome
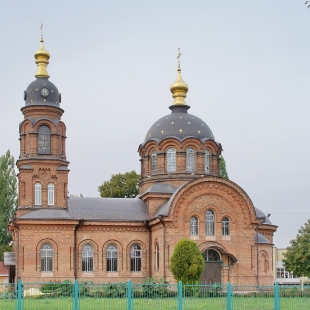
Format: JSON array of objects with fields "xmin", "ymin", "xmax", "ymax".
[
  {"xmin": 34, "ymin": 38, "xmax": 50, "ymax": 78},
  {"xmin": 170, "ymin": 48, "xmax": 189, "ymax": 106}
]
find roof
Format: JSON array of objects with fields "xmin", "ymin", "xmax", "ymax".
[
  {"xmin": 255, "ymin": 232, "xmax": 271, "ymax": 244},
  {"xmin": 24, "ymin": 77, "xmax": 61, "ymax": 109},
  {"xmin": 144, "ymin": 106, "xmax": 215, "ymax": 144},
  {"xmin": 140, "ymin": 182, "xmax": 177, "ymax": 196},
  {"xmin": 20, "ymin": 197, "xmax": 149, "ymax": 222}
]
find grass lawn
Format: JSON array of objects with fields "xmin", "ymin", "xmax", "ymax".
[{"xmin": 0, "ymin": 296, "xmax": 310, "ymax": 309}]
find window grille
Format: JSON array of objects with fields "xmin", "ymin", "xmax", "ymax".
[
  {"xmin": 166, "ymin": 148, "xmax": 176, "ymax": 172},
  {"xmin": 35, "ymin": 183, "xmax": 41, "ymax": 205},
  {"xmin": 41, "ymin": 243, "xmax": 53, "ymax": 272},
  {"xmin": 48, "ymin": 183, "xmax": 54, "ymax": 206},
  {"xmin": 38, "ymin": 125, "xmax": 51, "ymax": 154},
  {"xmin": 186, "ymin": 148, "xmax": 195, "ymax": 172},
  {"xmin": 107, "ymin": 244, "xmax": 118, "ymax": 272},
  {"xmin": 155, "ymin": 243, "xmax": 159, "ymax": 272},
  {"xmin": 205, "ymin": 150, "xmax": 210, "ymax": 174},
  {"xmin": 190, "ymin": 216, "xmax": 198, "ymax": 235},
  {"xmin": 82, "ymin": 244, "xmax": 94, "ymax": 272},
  {"xmin": 130, "ymin": 244, "xmax": 142, "ymax": 272},
  {"xmin": 151, "ymin": 150, "xmax": 157, "ymax": 175},
  {"xmin": 206, "ymin": 210, "xmax": 215, "ymax": 236},
  {"xmin": 222, "ymin": 217, "xmax": 230, "ymax": 235},
  {"xmin": 203, "ymin": 249, "xmax": 220, "ymax": 262}
]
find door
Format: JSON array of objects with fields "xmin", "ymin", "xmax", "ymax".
[
  {"xmin": 201, "ymin": 249, "xmax": 222, "ymax": 284},
  {"xmin": 201, "ymin": 262, "xmax": 222, "ymax": 284}
]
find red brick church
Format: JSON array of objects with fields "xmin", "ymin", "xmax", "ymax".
[{"xmin": 8, "ymin": 37, "xmax": 277, "ymax": 285}]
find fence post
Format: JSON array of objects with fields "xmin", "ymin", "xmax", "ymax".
[
  {"xmin": 226, "ymin": 282, "xmax": 231, "ymax": 310},
  {"xmin": 274, "ymin": 282, "xmax": 279, "ymax": 310},
  {"xmin": 127, "ymin": 280, "xmax": 132, "ymax": 310},
  {"xmin": 178, "ymin": 281, "xmax": 182, "ymax": 310},
  {"xmin": 17, "ymin": 279, "xmax": 22, "ymax": 310},
  {"xmin": 74, "ymin": 279, "xmax": 79, "ymax": 310}
]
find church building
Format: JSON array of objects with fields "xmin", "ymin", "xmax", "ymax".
[{"xmin": 8, "ymin": 37, "xmax": 277, "ymax": 286}]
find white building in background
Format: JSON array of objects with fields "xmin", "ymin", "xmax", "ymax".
[{"xmin": 273, "ymin": 247, "xmax": 308, "ymax": 285}]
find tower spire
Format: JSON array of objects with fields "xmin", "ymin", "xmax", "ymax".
[
  {"xmin": 170, "ymin": 48, "xmax": 189, "ymax": 106},
  {"xmin": 34, "ymin": 23, "xmax": 50, "ymax": 78}
]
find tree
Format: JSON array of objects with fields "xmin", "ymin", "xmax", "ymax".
[
  {"xmin": 0, "ymin": 150, "xmax": 17, "ymax": 245},
  {"xmin": 98, "ymin": 170, "xmax": 139, "ymax": 198},
  {"xmin": 283, "ymin": 219, "xmax": 310, "ymax": 277},
  {"xmin": 170, "ymin": 239, "xmax": 204, "ymax": 284},
  {"xmin": 219, "ymin": 155, "xmax": 229, "ymax": 179}
]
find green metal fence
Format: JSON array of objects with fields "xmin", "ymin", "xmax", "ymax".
[{"xmin": 0, "ymin": 280, "xmax": 309, "ymax": 309}]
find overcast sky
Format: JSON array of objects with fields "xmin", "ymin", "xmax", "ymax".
[{"xmin": 1, "ymin": 1, "xmax": 309, "ymax": 248}]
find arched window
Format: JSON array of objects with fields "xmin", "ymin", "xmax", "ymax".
[
  {"xmin": 155, "ymin": 243, "xmax": 159, "ymax": 272},
  {"xmin": 186, "ymin": 148, "xmax": 195, "ymax": 172},
  {"xmin": 205, "ymin": 150, "xmax": 210, "ymax": 174},
  {"xmin": 131, "ymin": 244, "xmax": 142, "ymax": 272},
  {"xmin": 151, "ymin": 150, "xmax": 157, "ymax": 175},
  {"xmin": 190, "ymin": 216, "xmax": 198, "ymax": 235},
  {"xmin": 203, "ymin": 249, "xmax": 221, "ymax": 262},
  {"xmin": 206, "ymin": 210, "xmax": 215, "ymax": 236},
  {"xmin": 48, "ymin": 183, "xmax": 54, "ymax": 206},
  {"xmin": 41, "ymin": 243, "xmax": 53, "ymax": 272},
  {"xmin": 166, "ymin": 148, "xmax": 176, "ymax": 172},
  {"xmin": 35, "ymin": 183, "xmax": 41, "ymax": 205},
  {"xmin": 82, "ymin": 244, "xmax": 93, "ymax": 272},
  {"xmin": 107, "ymin": 244, "xmax": 118, "ymax": 272},
  {"xmin": 222, "ymin": 217, "xmax": 230, "ymax": 236},
  {"xmin": 38, "ymin": 125, "xmax": 51, "ymax": 154}
]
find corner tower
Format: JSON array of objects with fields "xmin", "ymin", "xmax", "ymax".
[
  {"xmin": 16, "ymin": 37, "xmax": 69, "ymax": 210},
  {"xmin": 138, "ymin": 50, "xmax": 222, "ymax": 194}
]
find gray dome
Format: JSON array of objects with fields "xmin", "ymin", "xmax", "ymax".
[
  {"xmin": 144, "ymin": 106, "xmax": 215, "ymax": 143},
  {"xmin": 24, "ymin": 78, "xmax": 61, "ymax": 107}
]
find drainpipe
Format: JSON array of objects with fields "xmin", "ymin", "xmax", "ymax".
[
  {"xmin": 74, "ymin": 220, "xmax": 84, "ymax": 279},
  {"xmin": 158, "ymin": 214, "xmax": 166, "ymax": 280},
  {"xmin": 11, "ymin": 219, "xmax": 19, "ymax": 282},
  {"xmin": 144, "ymin": 220, "xmax": 151, "ymax": 276}
]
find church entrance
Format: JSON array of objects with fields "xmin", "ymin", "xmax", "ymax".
[{"xmin": 201, "ymin": 249, "xmax": 222, "ymax": 284}]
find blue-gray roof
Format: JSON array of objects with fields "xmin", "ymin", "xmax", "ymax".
[
  {"xmin": 19, "ymin": 197, "xmax": 149, "ymax": 221},
  {"xmin": 255, "ymin": 232, "xmax": 271, "ymax": 244}
]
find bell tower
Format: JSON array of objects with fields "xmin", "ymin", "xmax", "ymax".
[{"xmin": 16, "ymin": 36, "xmax": 69, "ymax": 210}]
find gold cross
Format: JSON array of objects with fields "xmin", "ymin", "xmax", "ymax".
[
  {"xmin": 177, "ymin": 47, "xmax": 181, "ymax": 69},
  {"xmin": 40, "ymin": 21, "xmax": 43, "ymax": 39}
]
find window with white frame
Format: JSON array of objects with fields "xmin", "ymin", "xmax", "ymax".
[
  {"xmin": 222, "ymin": 217, "xmax": 230, "ymax": 236},
  {"xmin": 41, "ymin": 243, "xmax": 53, "ymax": 272},
  {"xmin": 186, "ymin": 148, "xmax": 195, "ymax": 172},
  {"xmin": 82, "ymin": 244, "xmax": 94, "ymax": 272},
  {"xmin": 48, "ymin": 183, "xmax": 54, "ymax": 206},
  {"xmin": 107, "ymin": 244, "xmax": 118, "ymax": 272},
  {"xmin": 205, "ymin": 150, "xmax": 210, "ymax": 174},
  {"xmin": 190, "ymin": 216, "xmax": 198, "ymax": 235},
  {"xmin": 131, "ymin": 244, "xmax": 142, "ymax": 272},
  {"xmin": 151, "ymin": 150, "xmax": 157, "ymax": 175},
  {"xmin": 35, "ymin": 183, "xmax": 42, "ymax": 205},
  {"xmin": 206, "ymin": 210, "xmax": 215, "ymax": 236},
  {"xmin": 166, "ymin": 148, "xmax": 176, "ymax": 172},
  {"xmin": 38, "ymin": 125, "xmax": 51, "ymax": 154}
]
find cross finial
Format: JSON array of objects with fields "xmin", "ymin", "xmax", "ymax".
[
  {"xmin": 177, "ymin": 47, "xmax": 181, "ymax": 69},
  {"xmin": 40, "ymin": 21, "xmax": 43, "ymax": 39}
]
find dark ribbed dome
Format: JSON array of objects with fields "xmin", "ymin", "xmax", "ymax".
[
  {"xmin": 144, "ymin": 106, "xmax": 215, "ymax": 143},
  {"xmin": 24, "ymin": 78, "xmax": 61, "ymax": 107}
]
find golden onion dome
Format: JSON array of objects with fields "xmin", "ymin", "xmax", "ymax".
[
  {"xmin": 34, "ymin": 38, "xmax": 50, "ymax": 78},
  {"xmin": 170, "ymin": 48, "xmax": 189, "ymax": 106}
]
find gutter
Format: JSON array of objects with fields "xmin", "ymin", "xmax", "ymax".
[
  {"xmin": 11, "ymin": 219, "xmax": 19, "ymax": 282},
  {"xmin": 158, "ymin": 214, "xmax": 166, "ymax": 280},
  {"xmin": 74, "ymin": 220, "xmax": 84, "ymax": 279}
]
